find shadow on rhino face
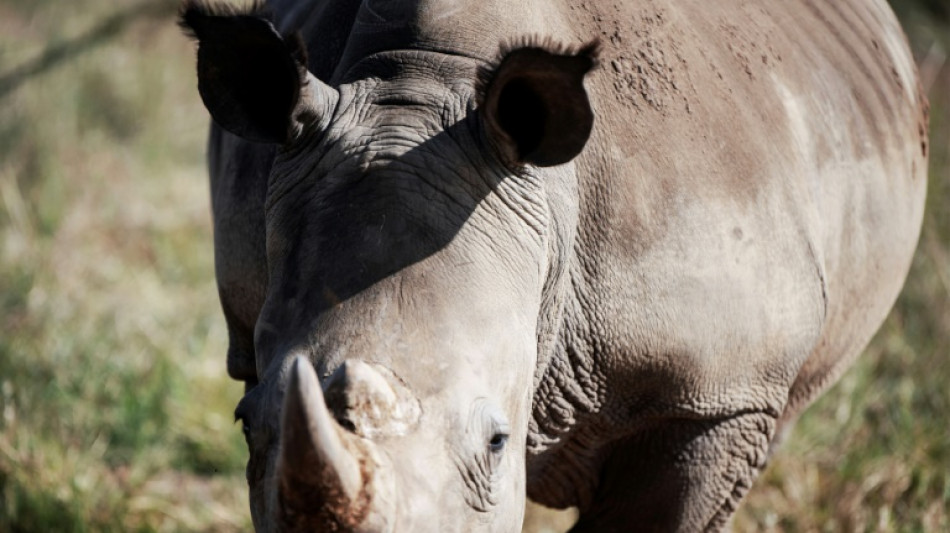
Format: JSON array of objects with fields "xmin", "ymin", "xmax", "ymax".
[{"xmin": 181, "ymin": 1, "xmax": 598, "ymax": 530}]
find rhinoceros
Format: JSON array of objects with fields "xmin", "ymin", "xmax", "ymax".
[{"xmin": 180, "ymin": 0, "xmax": 927, "ymax": 530}]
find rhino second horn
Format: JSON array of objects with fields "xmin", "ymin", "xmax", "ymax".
[
  {"xmin": 277, "ymin": 356, "xmax": 369, "ymax": 529},
  {"xmin": 324, "ymin": 359, "xmax": 422, "ymax": 439}
]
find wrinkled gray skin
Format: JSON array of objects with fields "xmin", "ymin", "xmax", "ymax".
[{"xmin": 182, "ymin": 0, "xmax": 928, "ymax": 531}]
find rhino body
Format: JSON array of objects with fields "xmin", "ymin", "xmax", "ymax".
[{"xmin": 183, "ymin": 0, "xmax": 927, "ymax": 530}]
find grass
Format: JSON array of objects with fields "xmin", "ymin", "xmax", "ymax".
[
  {"xmin": 0, "ymin": 0, "xmax": 946, "ymax": 531},
  {"xmin": 0, "ymin": 0, "xmax": 249, "ymax": 530}
]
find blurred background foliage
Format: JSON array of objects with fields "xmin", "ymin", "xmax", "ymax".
[
  {"xmin": 0, "ymin": 0, "xmax": 946, "ymax": 531},
  {"xmin": 0, "ymin": 0, "xmax": 248, "ymax": 530}
]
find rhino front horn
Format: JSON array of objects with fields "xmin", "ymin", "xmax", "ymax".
[{"xmin": 277, "ymin": 356, "xmax": 377, "ymax": 531}]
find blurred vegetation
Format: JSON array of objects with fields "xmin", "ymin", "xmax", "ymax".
[
  {"xmin": 0, "ymin": 0, "xmax": 248, "ymax": 530},
  {"xmin": 0, "ymin": 0, "xmax": 946, "ymax": 531}
]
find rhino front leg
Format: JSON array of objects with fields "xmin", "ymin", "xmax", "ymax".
[{"xmin": 570, "ymin": 410, "xmax": 777, "ymax": 533}]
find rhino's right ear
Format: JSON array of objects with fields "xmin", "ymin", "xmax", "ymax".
[{"xmin": 179, "ymin": 0, "xmax": 336, "ymax": 144}]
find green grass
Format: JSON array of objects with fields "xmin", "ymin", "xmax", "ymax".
[
  {"xmin": 0, "ymin": 1, "xmax": 248, "ymax": 530},
  {"xmin": 0, "ymin": 0, "xmax": 946, "ymax": 531}
]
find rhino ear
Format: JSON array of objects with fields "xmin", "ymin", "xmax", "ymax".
[
  {"xmin": 179, "ymin": 1, "xmax": 329, "ymax": 144},
  {"xmin": 478, "ymin": 39, "xmax": 599, "ymax": 167}
]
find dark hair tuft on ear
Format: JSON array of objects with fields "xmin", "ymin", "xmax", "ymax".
[
  {"xmin": 496, "ymin": 35, "xmax": 601, "ymax": 67},
  {"xmin": 476, "ymin": 37, "xmax": 600, "ymax": 108},
  {"xmin": 178, "ymin": 0, "xmax": 272, "ymax": 40}
]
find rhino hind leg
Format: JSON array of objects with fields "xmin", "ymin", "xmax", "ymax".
[{"xmin": 569, "ymin": 411, "xmax": 777, "ymax": 533}]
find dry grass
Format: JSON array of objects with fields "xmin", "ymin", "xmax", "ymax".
[
  {"xmin": 0, "ymin": 0, "xmax": 946, "ymax": 531},
  {"xmin": 0, "ymin": 1, "xmax": 249, "ymax": 530}
]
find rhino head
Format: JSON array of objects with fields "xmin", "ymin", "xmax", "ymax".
[{"xmin": 181, "ymin": 2, "xmax": 596, "ymax": 530}]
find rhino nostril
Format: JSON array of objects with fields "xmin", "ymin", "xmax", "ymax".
[{"xmin": 334, "ymin": 416, "xmax": 358, "ymax": 433}]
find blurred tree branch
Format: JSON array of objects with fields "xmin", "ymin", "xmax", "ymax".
[{"xmin": 0, "ymin": 0, "xmax": 178, "ymax": 100}]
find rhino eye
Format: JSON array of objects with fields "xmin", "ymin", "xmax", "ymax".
[
  {"xmin": 235, "ymin": 400, "xmax": 253, "ymax": 448},
  {"xmin": 235, "ymin": 416, "xmax": 252, "ymax": 446},
  {"xmin": 489, "ymin": 433, "xmax": 508, "ymax": 454}
]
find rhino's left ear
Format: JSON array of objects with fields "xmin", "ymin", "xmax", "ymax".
[
  {"xmin": 478, "ymin": 39, "xmax": 599, "ymax": 167},
  {"xmin": 179, "ymin": 0, "xmax": 336, "ymax": 144}
]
